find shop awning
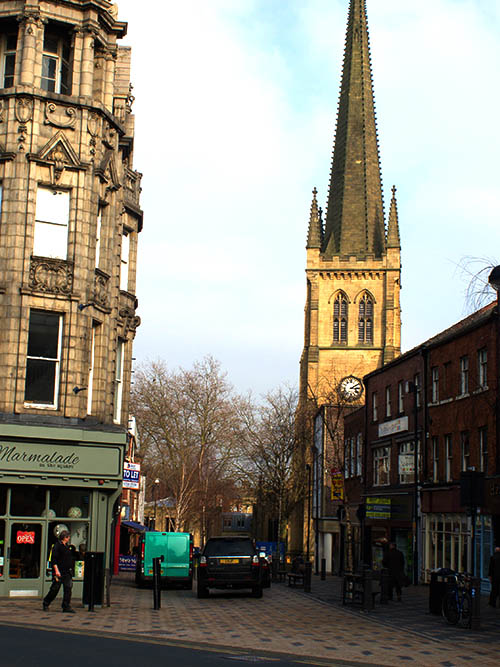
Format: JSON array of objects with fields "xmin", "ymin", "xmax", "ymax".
[{"xmin": 121, "ymin": 520, "xmax": 149, "ymax": 533}]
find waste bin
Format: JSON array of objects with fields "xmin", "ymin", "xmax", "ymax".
[
  {"xmin": 82, "ymin": 551, "xmax": 104, "ymax": 607},
  {"xmin": 429, "ymin": 568, "xmax": 454, "ymax": 615}
]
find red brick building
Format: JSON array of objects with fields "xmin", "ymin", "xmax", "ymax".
[{"xmin": 344, "ymin": 301, "xmax": 499, "ymax": 588}]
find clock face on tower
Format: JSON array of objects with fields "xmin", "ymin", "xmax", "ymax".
[{"xmin": 339, "ymin": 376, "xmax": 363, "ymax": 401}]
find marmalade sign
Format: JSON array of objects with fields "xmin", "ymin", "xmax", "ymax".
[{"xmin": 0, "ymin": 441, "xmax": 121, "ymax": 476}]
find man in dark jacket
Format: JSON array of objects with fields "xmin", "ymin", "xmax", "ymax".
[
  {"xmin": 382, "ymin": 542, "xmax": 405, "ymax": 602},
  {"xmin": 488, "ymin": 546, "xmax": 500, "ymax": 608},
  {"xmin": 43, "ymin": 530, "xmax": 75, "ymax": 613}
]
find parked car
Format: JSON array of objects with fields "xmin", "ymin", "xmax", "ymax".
[
  {"xmin": 197, "ymin": 536, "xmax": 265, "ymax": 598},
  {"xmin": 135, "ymin": 531, "xmax": 193, "ymax": 589}
]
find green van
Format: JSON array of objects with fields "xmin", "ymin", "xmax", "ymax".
[{"xmin": 135, "ymin": 531, "xmax": 193, "ymax": 589}]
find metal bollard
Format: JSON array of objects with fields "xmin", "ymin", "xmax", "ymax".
[
  {"xmin": 152, "ymin": 556, "xmax": 162, "ymax": 610},
  {"xmin": 304, "ymin": 561, "xmax": 312, "ymax": 593},
  {"xmin": 380, "ymin": 567, "xmax": 389, "ymax": 604},
  {"xmin": 321, "ymin": 558, "xmax": 326, "ymax": 581},
  {"xmin": 363, "ymin": 568, "xmax": 374, "ymax": 611},
  {"xmin": 88, "ymin": 553, "xmax": 96, "ymax": 612},
  {"xmin": 470, "ymin": 576, "xmax": 481, "ymax": 631}
]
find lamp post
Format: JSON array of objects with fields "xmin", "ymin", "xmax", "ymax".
[
  {"xmin": 489, "ymin": 266, "xmax": 500, "ymax": 560},
  {"xmin": 152, "ymin": 478, "xmax": 160, "ymax": 530},
  {"xmin": 408, "ymin": 381, "xmax": 419, "ymax": 586},
  {"xmin": 306, "ymin": 464, "xmax": 311, "ymax": 561}
]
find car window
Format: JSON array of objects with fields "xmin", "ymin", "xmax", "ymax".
[{"xmin": 203, "ymin": 538, "xmax": 255, "ymax": 557}]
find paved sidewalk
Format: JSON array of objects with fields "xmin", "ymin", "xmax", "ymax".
[
  {"xmin": 301, "ymin": 573, "xmax": 500, "ymax": 646},
  {"xmin": 0, "ymin": 573, "xmax": 498, "ymax": 666}
]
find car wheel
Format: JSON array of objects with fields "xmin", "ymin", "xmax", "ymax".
[
  {"xmin": 197, "ymin": 584, "xmax": 209, "ymax": 598},
  {"xmin": 252, "ymin": 584, "xmax": 263, "ymax": 598}
]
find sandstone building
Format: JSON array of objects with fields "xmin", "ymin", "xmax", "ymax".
[
  {"xmin": 293, "ymin": 0, "xmax": 402, "ymax": 562},
  {"xmin": 0, "ymin": 0, "xmax": 142, "ymax": 598}
]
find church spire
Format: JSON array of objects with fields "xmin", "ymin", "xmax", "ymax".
[
  {"xmin": 387, "ymin": 185, "xmax": 400, "ymax": 248},
  {"xmin": 323, "ymin": 0, "xmax": 385, "ymax": 258},
  {"xmin": 306, "ymin": 187, "xmax": 323, "ymax": 249}
]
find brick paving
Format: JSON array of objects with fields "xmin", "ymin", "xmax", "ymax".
[{"xmin": 0, "ymin": 573, "xmax": 498, "ymax": 666}]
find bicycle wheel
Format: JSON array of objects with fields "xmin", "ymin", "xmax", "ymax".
[
  {"xmin": 442, "ymin": 591, "xmax": 460, "ymax": 625},
  {"xmin": 460, "ymin": 591, "xmax": 472, "ymax": 627}
]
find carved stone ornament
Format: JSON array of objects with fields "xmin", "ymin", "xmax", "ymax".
[
  {"xmin": 30, "ymin": 257, "xmax": 73, "ymax": 295},
  {"xmin": 93, "ymin": 271, "xmax": 110, "ymax": 308},
  {"xmin": 118, "ymin": 306, "xmax": 141, "ymax": 332},
  {"xmin": 45, "ymin": 102, "xmax": 77, "ymax": 129},
  {"xmin": 87, "ymin": 112, "xmax": 100, "ymax": 159},
  {"xmin": 15, "ymin": 97, "xmax": 33, "ymax": 124}
]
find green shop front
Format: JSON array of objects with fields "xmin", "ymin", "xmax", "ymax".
[{"xmin": 0, "ymin": 423, "xmax": 124, "ymax": 599}]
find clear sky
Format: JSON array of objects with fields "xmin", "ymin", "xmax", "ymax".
[{"xmin": 117, "ymin": 0, "xmax": 500, "ymax": 396}]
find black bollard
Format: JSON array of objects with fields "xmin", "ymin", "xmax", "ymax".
[
  {"xmin": 380, "ymin": 567, "xmax": 389, "ymax": 604},
  {"xmin": 88, "ymin": 553, "xmax": 96, "ymax": 612},
  {"xmin": 152, "ymin": 557, "xmax": 162, "ymax": 610},
  {"xmin": 363, "ymin": 568, "xmax": 374, "ymax": 611},
  {"xmin": 470, "ymin": 576, "xmax": 481, "ymax": 630},
  {"xmin": 321, "ymin": 558, "xmax": 326, "ymax": 581},
  {"xmin": 304, "ymin": 561, "xmax": 312, "ymax": 593}
]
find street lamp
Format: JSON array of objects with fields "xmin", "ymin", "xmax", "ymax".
[
  {"xmin": 152, "ymin": 478, "xmax": 160, "ymax": 530},
  {"xmin": 306, "ymin": 464, "xmax": 312, "ymax": 561}
]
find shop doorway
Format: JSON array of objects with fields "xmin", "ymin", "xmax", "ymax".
[{"xmin": 7, "ymin": 522, "xmax": 43, "ymax": 595}]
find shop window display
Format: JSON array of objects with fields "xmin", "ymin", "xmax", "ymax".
[
  {"xmin": 0, "ymin": 485, "xmax": 6, "ymax": 515},
  {"xmin": 48, "ymin": 487, "xmax": 89, "ymax": 519},
  {"xmin": 10, "ymin": 485, "xmax": 45, "ymax": 516}
]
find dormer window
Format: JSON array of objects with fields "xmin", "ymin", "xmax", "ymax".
[{"xmin": 42, "ymin": 28, "xmax": 71, "ymax": 94}]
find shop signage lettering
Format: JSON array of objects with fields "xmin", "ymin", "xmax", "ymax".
[
  {"xmin": 17, "ymin": 531, "xmax": 35, "ymax": 545},
  {"xmin": 366, "ymin": 497, "xmax": 391, "ymax": 519},
  {"xmin": 0, "ymin": 440, "xmax": 121, "ymax": 476},
  {"xmin": 119, "ymin": 555, "xmax": 137, "ymax": 572},
  {"xmin": 0, "ymin": 444, "xmax": 79, "ymax": 466},
  {"xmin": 330, "ymin": 468, "xmax": 344, "ymax": 502},
  {"xmin": 378, "ymin": 416, "xmax": 408, "ymax": 438}
]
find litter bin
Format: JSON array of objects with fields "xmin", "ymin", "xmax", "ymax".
[{"xmin": 429, "ymin": 568, "xmax": 454, "ymax": 615}]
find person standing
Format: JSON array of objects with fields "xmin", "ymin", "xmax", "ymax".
[
  {"xmin": 488, "ymin": 545, "xmax": 500, "ymax": 608},
  {"xmin": 43, "ymin": 530, "xmax": 76, "ymax": 613},
  {"xmin": 382, "ymin": 541, "xmax": 405, "ymax": 602}
]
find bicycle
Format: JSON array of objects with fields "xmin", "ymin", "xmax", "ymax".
[{"xmin": 442, "ymin": 573, "xmax": 473, "ymax": 627}]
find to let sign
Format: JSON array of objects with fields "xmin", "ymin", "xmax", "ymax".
[
  {"xmin": 123, "ymin": 462, "xmax": 140, "ymax": 489},
  {"xmin": 17, "ymin": 531, "xmax": 35, "ymax": 545}
]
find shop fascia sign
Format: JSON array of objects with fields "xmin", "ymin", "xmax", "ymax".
[
  {"xmin": 123, "ymin": 461, "xmax": 140, "ymax": 489},
  {"xmin": 0, "ymin": 440, "xmax": 121, "ymax": 477},
  {"xmin": 378, "ymin": 416, "xmax": 408, "ymax": 438},
  {"xmin": 366, "ymin": 497, "xmax": 391, "ymax": 519}
]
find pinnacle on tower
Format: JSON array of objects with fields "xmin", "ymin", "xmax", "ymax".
[
  {"xmin": 387, "ymin": 185, "xmax": 400, "ymax": 249},
  {"xmin": 306, "ymin": 187, "xmax": 323, "ymax": 249},
  {"xmin": 322, "ymin": 0, "xmax": 385, "ymax": 258}
]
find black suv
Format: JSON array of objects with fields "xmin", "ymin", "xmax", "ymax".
[{"xmin": 197, "ymin": 537, "xmax": 264, "ymax": 598}]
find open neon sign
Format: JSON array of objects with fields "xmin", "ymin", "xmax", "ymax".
[{"xmin": 16, "ymin": 531, "xmax": 35, "ymax": 545}]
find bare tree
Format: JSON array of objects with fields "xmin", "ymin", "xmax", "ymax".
[
  {"xmin": 237, "ymin": 386, "xmax": 304, "ymax": 548},
  {"xmin": 131, "ymin": 356, "xmax": 242, "ymax": 539},
  {"xmin": 457, "ymin": 256, "xmax": 498, "ymax": 311}
]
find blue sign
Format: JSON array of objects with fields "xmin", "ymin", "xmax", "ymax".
[
  {"xmin": 119, "ymin": 555, "xmax": 137, "ymax": 572},
  {"xmin": 256, "ymin": 541, "xmax": 285, "ymax": 562}
]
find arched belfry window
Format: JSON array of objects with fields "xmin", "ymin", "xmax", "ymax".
[
  {"xmin": 358, "ymin": 293, "xmax": 374, "ymax": 344},
  {"xmin": 333, "ymin": 293, "xmax": 348, "ymax": 344}
]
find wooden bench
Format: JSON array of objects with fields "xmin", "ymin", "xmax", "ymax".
[
  {"xmin": 287, "ymin": 572, "xmax": 304, "ymax": 587},
  {"xmin": 276, "ymin": 569, "xmax": 287, "ymax": 583}
]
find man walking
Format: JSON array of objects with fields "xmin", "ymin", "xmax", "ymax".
[
  {"xmin": 43, "ymin": 530, "xmax": 75, "ymax": 613},
  {"xmin": 488, "ymin": 545, "xmax": 500, "ymax": 608},
  {"xmin": 383, "ymin": 541, "xmax": 405, "ymax": 602}
]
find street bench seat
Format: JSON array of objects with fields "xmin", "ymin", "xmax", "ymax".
[{"xmin": 287, "ymin": 573, "xmax": 304, "ymax": 587}]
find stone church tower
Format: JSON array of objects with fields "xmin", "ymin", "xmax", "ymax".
[
  {"xmin": 292, "ymin": 0, "xmax": 401, "ymax": 559},
  {"xmin": 0, "ymin": 1, "xmax": 142, "ymax": 598},
  {"xmin": 300, "ymin": 0, "xmax": 401, "ymax": 405}
]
